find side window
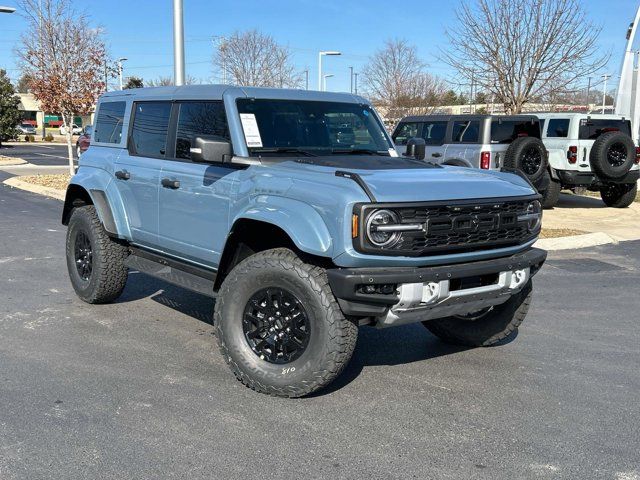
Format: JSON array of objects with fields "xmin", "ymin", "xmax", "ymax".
[
  {"xmin": 130, "ymin": 102, "xmax": 172, "ymax": 157},
  {"xmin": 175, "ymin": 102, "xmax": 230, "ymax": 160},
  {"xmin": 546, "ymin": 119, "xmax": 570, "ymax": 138},
  {"xmin": 452, "ymin": 120, "xmax": 480, "ymax": 143},
  {"xmin": 392, "ymin": 122, "xmax": 420, "ymax": 145},
  {"xmin": 421, "ymin": 121, "xmax": 447, "ymax": 145},
  {"xmin": 93, "ymin": 101, "xmax": 126, "ymax": 144}
]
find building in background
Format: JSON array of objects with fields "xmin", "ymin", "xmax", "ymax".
[{"xmin": 17, "ymin": 93, "xmax": 93, "ymax": 130}]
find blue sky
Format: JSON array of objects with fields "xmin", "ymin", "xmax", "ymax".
[{"xmin": 0, "ymin": 0, "xmax": 638, "ymax": 93}]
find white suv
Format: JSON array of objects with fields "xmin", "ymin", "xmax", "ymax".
[{"xmin": 536, "ymin": 113, "xmax": 639, "ymax": 208}]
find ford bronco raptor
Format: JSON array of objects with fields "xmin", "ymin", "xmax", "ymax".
[{"xmin": 63, "ymin": 86, "xmax": 546, "ymax": 397}]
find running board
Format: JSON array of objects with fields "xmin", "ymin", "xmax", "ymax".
[{"xmin": 125, "ymin": 247, "xmax": 217, "ymax": 297}]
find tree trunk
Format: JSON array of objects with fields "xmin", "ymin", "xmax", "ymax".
[{"xmin": 64, "ymin": 114, "xmax": 75, "ymax": 176}]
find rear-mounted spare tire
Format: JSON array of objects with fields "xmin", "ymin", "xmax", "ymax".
[
  {"xmin": 503, "ymin": 136, "xmax": 548, "ymax": 184},
  {"xmin": 589, "ymin": 131, "xmax": 636, "ymax": 180}
]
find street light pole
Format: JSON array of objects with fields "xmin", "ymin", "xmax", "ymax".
[
  {"xmin": 318, "ymin": 51, "xmax": 341, "ymax": 91},
  {"xmin": 349, "ymin": 66, "xmax": 353, "ymax": 93},
  {"xmin": 117, "ymin": 58, "xmax": 127, "ymax": 90},
  {"xmin": 601, "ymin": 74, "xmax": 611, "ymax": 113},
  {"xmin": 323, "ymin": 74, "xmax": 334, "ymax": 92},
  {"xmin": 0, "ymin": 6, "xmax": 16, "ymax": 13},
  {"xmin": 304, "ymin": 70, "xmax": 309, "ymax": 90},
  {"xmin": 173, "ymin": 0, "xmax": 185, "ymax": 86},
  {"xmin": 354, "ymin": 72, "xmax": 358, "ymax": 95}
]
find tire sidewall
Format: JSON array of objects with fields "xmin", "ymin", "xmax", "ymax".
[
  {"xmin": 217, "ymin": 257, "xmax": 338, "ymax": 390},
  {"xmin": 66, "ymin": 207, "xmax": 101, "ymax": 300},
  {"xmin": 590, "ymin": 132, "xmax": 635, "ymax": 180}
]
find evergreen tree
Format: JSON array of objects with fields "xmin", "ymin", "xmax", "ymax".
[{"xmin": 0, "ymin": 69, "xmax": 22, "ymax": 147}]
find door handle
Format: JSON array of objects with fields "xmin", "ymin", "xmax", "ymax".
[
  {"xmin": 115, "ymin": 170, "xmax": 130, "ymax": 180},
  {"xmin": 161, "ymin": 178, "xmax": 180, "ymax": 189},
  {"xmin": 432, "ymin": 152, "xmax": 442, "ymax": 158}
]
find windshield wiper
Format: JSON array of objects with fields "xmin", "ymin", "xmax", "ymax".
[
  {"xmin": 253, "ymin": 147, "xmax": 317, "ymax": 157},
  {"xmin": 330, "ymin": 148, "xmax": 389, "ymax": 156}
]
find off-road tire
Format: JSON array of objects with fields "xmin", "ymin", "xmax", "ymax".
[
  {"xmin": 600, "ymin": 182, "xmax": 637, "ymax": 208},
  {"xmin": 590, "ymin": 131, "xmax": 636, "ymax": 180},
  {"xmin": 540, "ymin": 171, "xmax": 561, "ymax": 209},
  {"xmin": 214, "ymin": 248, "xmax": 358, "ymax": 398},
  {"xmin": 504, "ymin": 137, "xmax": 548, "ymax": 184},
  {"xmin": 65, "ymin": 205, "xmax": 128, "ymax": 303},
  {"xmin": 422, "ymin": 281, "xmax": 533, "ymax": 347}
]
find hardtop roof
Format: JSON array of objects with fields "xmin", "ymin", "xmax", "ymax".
[{"xmin": 398, "ymin": 114, "xmax": 540, "ymax": 123}]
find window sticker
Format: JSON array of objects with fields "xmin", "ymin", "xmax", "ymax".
[
  {"xmin": 240, "ymin": 113, "xmax": 263, "ymax": 148},
  {"xmin": 388, "ymin": 148, "xmax": 399, "ymax": 157}
]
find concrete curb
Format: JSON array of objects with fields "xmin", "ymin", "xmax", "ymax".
[
  {"xmin": 535, "ymin": 232, "xmax": 618, "ymax": 251},
  {"xmin": 2, "ymin": 176, "xmax": 66, "ymax": 201},
  {"xmin": 0, "ymin": 157, "xmax": 27, "ymax": 166}
]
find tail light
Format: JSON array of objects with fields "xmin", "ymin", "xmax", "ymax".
[
  {"xmin": 567, "ymin": 146, "xmax": 578, "ymax": 164},
  {"xmin": 636, "ymin": 147, "xmax": 640, "ymax": 164},
  {"xmin": 480, "ymin": 151, "xmax": 491, "ymax": 169}
]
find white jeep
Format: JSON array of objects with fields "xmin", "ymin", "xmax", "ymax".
[{"xmin": 536, "ymin": 113, "xmax": 639, "ymax": 208}]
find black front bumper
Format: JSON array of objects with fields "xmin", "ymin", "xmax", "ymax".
[
  {"xmin": 327, "ymin": 248, "xmax": 547, "ymax": 317},
  {"xmin": 556, "ymin": 169, "xmax": 639, "ymax": 187}
]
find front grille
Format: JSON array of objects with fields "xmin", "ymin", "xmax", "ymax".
[{"xmin": 355, "ymin": 197, "xmax": 538, "ymax": 257}]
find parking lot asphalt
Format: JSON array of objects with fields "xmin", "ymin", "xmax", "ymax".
[
  {"xmin": 0, "ymin": 143, "xmax": 74, "ymax": 166},
  {"xmin": 1, "ymin": 183, "xmax": 639, "ymax": 480}
]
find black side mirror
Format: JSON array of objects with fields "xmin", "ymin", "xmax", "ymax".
[
  {"xmin": 191, "ymin": 135, "xmax": 232, "ymax": 163},
  {"xmin": 405, "ymin": 137, "xmax": 426, "ymax": 160}
]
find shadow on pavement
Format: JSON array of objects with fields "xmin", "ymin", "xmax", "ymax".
[{"xmin": 553, "ymin": 192, "xmax": 605, "ymax": 209}]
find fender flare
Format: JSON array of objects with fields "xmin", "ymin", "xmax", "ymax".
[
  {"xmin": 442, "ymin": 158, "xmax": 473, "ymax": 168},
  {"xmin": 231, "ymin": 196, "xmax": 333, "ymax": 257}
]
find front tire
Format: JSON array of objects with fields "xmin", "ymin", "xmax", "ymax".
[
  {"xmin": 540, "ymin": 171, "xmax": 561, "ymax": 209},
  {"xmin": 214, "ymin": 248, "xmax": 357, "ymax": 398},
  {"xmin": 422, "ymin": 281, "xmax": 533, "ymax": 347},
  {"xmin": 65, "ymin": 205, "xmax": 128, "ymax": 303},
  {"xmin": 600, "ymin": 182, "xmax": 637, "ymax": 208}
]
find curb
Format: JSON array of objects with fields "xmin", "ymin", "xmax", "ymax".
[
  {"xmin": 2, "ymin": 176, "xmax": 66, "ymax": 201},
  {"xmin": 0, "ymin": 158, "xmax": 27, "ymax": 166},
  {"xmin": 534, "ymin": 232, "xmax": 618, "ymax": 251}
]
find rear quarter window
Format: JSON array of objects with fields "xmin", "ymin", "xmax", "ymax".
[
  {"xmin": 452, "ymin": 120, "xmax": 480, "ymax": 143},
  {"xmin": 546, "ymin": 119, "xmax": 570, "ymax": 138},
  {"xmin": 490, "ymin": 120, "xmax": 540, "ymax": 143},
  {"xmin": 579, "ymin": 119, "xmax": 632, "ymax": 140},
  {"xmin": 93, "ymin": 101, "xmax": 126, "ymax": 144},
  {"xmin": 421, "ymin": 121, "xmax": 447, "ymax": 145}
]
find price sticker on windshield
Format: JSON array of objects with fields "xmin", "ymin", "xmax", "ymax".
[{"xmin": 240, "ymin": 113, "xmax": 263, "ymax": 148}]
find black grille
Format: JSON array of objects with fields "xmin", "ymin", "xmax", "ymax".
[{"xmin": 356, "ymin": 198, "xmax": 538, "ymax": 257}]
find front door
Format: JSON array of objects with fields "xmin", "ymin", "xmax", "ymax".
[{"xmin": 157, "ymin": 101, "xmax": 236, "ymax": 267}]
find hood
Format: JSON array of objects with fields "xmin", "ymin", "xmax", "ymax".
[{"xmin": 267, "ymin": 157, "xmax": 536, "ymax": 203}]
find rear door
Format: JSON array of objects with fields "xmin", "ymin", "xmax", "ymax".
[
  {"xmin": 157, "ymin": 101, "xmax": 237, "ymax": 267},
  {"xmin": 114, "ymin": 101, "xmax": 172, "ymax": 248},
  {"xmin": 444, "ymin": 119, "xmax": 481, "ymax": 165}
]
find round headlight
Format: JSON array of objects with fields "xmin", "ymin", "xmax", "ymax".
[
  {"xmin": 366, "ymin": 209, "xmax": 400, "ymax": 247},
  {"xmin": 527, "ymin": 200, "xmax": 542, "ymax": 231}
]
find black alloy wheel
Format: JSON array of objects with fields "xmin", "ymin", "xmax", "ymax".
[
  {"xmin": 242, "ymin": 287, "xmax": 311, "ymax": 364},
  {"xmin": 606, "ymin": 142, "xmax": 628, "ymax": 167},
  {"xmin": 521, "ymin": 147, "xmax": 543, "ymax": 176},
  {"xmin": 74, "ymin": 231, "xmax": 93, "ymax": 281}
]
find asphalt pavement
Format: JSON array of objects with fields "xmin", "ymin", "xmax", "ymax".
[
  {"xmin": 0, "ymin": 142, "xmax": 74, "ymax": 166},
  {"xmin": 1, "ymin": 183, "xmax": 639, "ymax": 479}
]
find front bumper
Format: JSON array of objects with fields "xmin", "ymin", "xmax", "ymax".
[
  {"xmin": 327, "ymin": 248, "xmax": 546, "ymax": 327},
  {"xmin": 556, "ymin": 169, "xmax": 639, "ymax": 187}
]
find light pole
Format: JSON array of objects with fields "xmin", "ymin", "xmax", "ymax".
[
  {"xmin": 304, "ymin": 69, "xmax": 309, "ymax": 90},
  {"xmin": 173, "ymin": 0, "xmax": 185, "ymax": 86},
  {"xmin": 601, "ymin": 74, "xmax": 611, "ymax": 113},
  {"xmin": 0, "ymin": 6, "xmax": 16, "ymax": 13},
  {"xmin": 323, "ymin": 74, "xmax": 334, "ymax": 92},
  {"xmin": 318, "ymin": 51, "xmax": 341, "ymax": 91},
  {"xmin": 117, "ymin": 58, "xmax": 127, "ymax": 90},
  {"xmin": 354, "ymin": 72, "xmax": 358, "ymax": 95},
  {"xmin": 349, "ymin": 66, "xmax": 353, "ymax": 93}
]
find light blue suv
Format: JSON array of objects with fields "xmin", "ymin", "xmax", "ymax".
[{"xmin": 62, "ymin": 85, "xmax": 546, "ymax": 397}]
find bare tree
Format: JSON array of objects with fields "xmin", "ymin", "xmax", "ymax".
[
  {"xmin": 17, "ymin": 0, "xmax": 110, "ymax": 174},
  {"xmin": 146, "ymin": 75, "xmax": 199, "ymax": 87},
  {"xmin": 362, "ymin": 39, "xmax": 446, "ymax": 122},
  {"xmin": 123, "ymin": 76, "xmax": 144, "ymax": 89},
  {"xmin": 213, "ymin": 30, "xmax": 303, "ymax": 88},
  {"xmin": 443, "ymin": 0, "xmax": 608, "ymax": 114}
]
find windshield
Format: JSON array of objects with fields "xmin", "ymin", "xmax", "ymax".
[{"xmin": 236, "ymin": 99, "xmax": 392, "ymax": 157}]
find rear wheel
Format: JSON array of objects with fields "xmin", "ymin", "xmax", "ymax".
[
  {"xmin": 422, "ymin": 281, "xmax": 532, "ymax": 347},
  {"xmin": 214, "ymin": 248, "xmax": 358, "ymax": 397},
  {"xmin": 65, "ymin": 205, "xmax": 128, "ymax": 303},
  {"xmin": 600, "ymin": 182, "xmax": 637, "ymax": 208}
]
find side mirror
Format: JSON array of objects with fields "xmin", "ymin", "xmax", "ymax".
[
  {"xmin": 191, "ymin": 135, "xmax": 232, "ymax": 163},
  {"xmin": 405, "ymin": 137, "xmax": 426, "ymax": 160}
]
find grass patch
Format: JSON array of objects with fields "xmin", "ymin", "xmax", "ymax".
[
  {"xmin": 539, "ymin": 228, "xmax": 587, "ymax": 239},
  {"xmin": 18, "ymin": 174, "xmax": 71, "ymax": 191}
]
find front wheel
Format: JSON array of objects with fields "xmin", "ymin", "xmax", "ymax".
[
  {"xmin": 422, "ymin": 281, "xmax": 533, "ymax": 347},
  {"xmin": 600, "ymin": 182, "xmax": 637, "ymax": 208},
  {"xmin": 214, "ymin": 248, "xmax": 358, "ymax": 398},
  {"xmin": 66, "ymin": 205, "xmax": 129, "ymax": 303},
  {"xmin": 540, "ymin": 171, "xmax": 561, "ymax": 209}
]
